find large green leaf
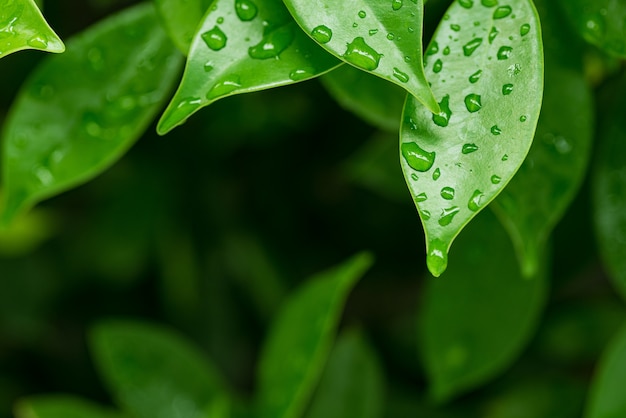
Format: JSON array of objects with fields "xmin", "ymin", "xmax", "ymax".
[
  {"xmin": 0, "ymin": 3, "xmax": 183, "ymax": 226},
  {"xmin": 90, "ymin": 320, "xmax": 229, "ymax": 418},
  {"xmin": 419, "ymin": 210, "xmax": 547, "ymax": 402},
  {"xmin": 14, "ymin": 396, "xmax": 127, "ymax": 418},
  {"xmin": 400, "ymin": 0, "xmax": 544, "ymax": 276},
  {"xmin": 490, "ymin": 0, "xmax": 594, "ymax": 277},
  {"xmin": 153, "ymin": 0, "xmax": 213, "ymax": 53},
  {"xmin": 282, "ymin": 0, "xmax": 439, "ymax": 114},
  {"xmin": 585, "ymin": 322, "xmax": 626, "ymax": 418},
  {"xmin": 255, "ymin": 252, "xmax": 374, "ymax": 418},
  {"xmin": 0, "ymin": 0, "xmax": 64, "ymax": 57},
  {"xmin": 156, "ymin": 0, "xmax": 340, "ymax": 135}
]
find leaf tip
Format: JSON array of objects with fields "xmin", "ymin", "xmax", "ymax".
[{"xmin": 426, "ymin": 239, "xmax": 448, "ymax": 277}]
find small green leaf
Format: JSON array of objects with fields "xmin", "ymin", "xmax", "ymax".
[
  {"xmin": 283, "ymin": 0, "xmax": 439, "ymax": 114},
  {"xmin": 90, "ymin": 320, "xmax": 229, "ymax": 418},
  {"xmin": 305, "ymin": 328, "xmax": 385, "ymax": 418},
  {"xmin": 153, "ymin": 0, "xmax": 213, "ymax": 53},
  {"xmin": 156, "ymin": 0, "xmax": 340, "ymax": 135},
  {"xmin": 321, "ymin": 65, "xmax": 407, "ymax": 132},
  {"xmin": 14, "ymin": 396, "xmax": 127, "ymax": 418},
  {"xmin": 0, "ymin": 3, "xmax": 183, "ymax": 226},
  {"xmin": 400, "ymin": 0, "xmax": 544, "ymax": 276},
  {"xmin": 0, "ymin": 0, "xmax": 64, "ymax": 57},
  {"xmin": 419, "ymin": 210, "xmax": 546, "ymax": 402},
  {"xmin": 585, "ymin": 322, "xmax": 626, "ymax": 418},
  {"xmin": 255, "ymin": 252, "xmax": 374, "ymax": 418}
]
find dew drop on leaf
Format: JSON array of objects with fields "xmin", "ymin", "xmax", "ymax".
[
  {"xmin": 235, "ymin": 0, "xmax": 258, "ymax": 21},
  {"xmin": 443, "ymin": 46, "xmax": 450, "ymax": 55},
  {"xmin": 468, "ymin": 69, "xmax": 482, "ymax": 83},
  {"xmin": 462, "ymin": 143, "xmax": 479, "ymax": 154},
  {"xmin": 201, "ymin": 26, "xmax": 227, "ymax": 51},
  {"xmin": 438, "ymin": 206, "xmax": 460, "ymax": 226},
  {"xmin": 519, "ymin": 115, "xmax": 527, "ymax": 122},
  {"xmin": 432, "ymin": 94, "xmax": 452, "ymax": 127},
  {"xmin": 441, "ymin": 187, "xmax": 455, "ymax": 200},
  {"xmin": 490, "ymin": 125, "xmax": 502, "ymax": 135},
  {"xmin": 206, "ymin": 75, "xmax": 241, "ymax": 99},
  {"xmin": 488, "ymin": 26, "xmax": 499, "ymax": 43},
  {"xmin": 433, "ymin": 58, "xmax": 443, "ymax": 73},
  {"xmin": 393, "ymin": 67, "xmax": 409, "ymax": 83},
  {"xmin": 462, "ymin": 38, "xmax": 482, "ymax": 56},
  {"xmin": 467, "ymin": 190, "xmax": 484, "ymax": 211},
  {"xmin": 464, "ymin": 93, "xmax": 482, "ymax": 112},
  {"xmin": 493, "ymin": 6, "xmax": 512, "ymax": 19},
  {"xmin": 433, "ymin": 168, "xmax": 441, "ymax": 180},
  {"xmin": 451, "ymin": 24, "xmax": 461, "ymax": 31},
  {"xmin": 481, "ymin": 0, "xmax": 498, "ymax": 7},
  {"xmin": 358, "ymin": 10, "xmax": 366, "ymax": 18},
  {"xmin": 289, "ymin": 67, "xmax": 315, "ymax": 81},
  {"xmin": 502, "ymin": 83, "xmax": 513, "ymax": 95},
  {"xmin": 311, "ymin": 25, "xmax": 332, "ymax": 43},
  {"xmin": 416, "ymin": 192, "xmax": 428, "ymax": 202},
  {"xmin": 497, "ymin": 46, "xmax": 512, "ymax": 60},
  {"xmin": 248, "ymin": 25, "xmax": 294, "ymax": 59},
  {"xmin": 343, "ymin": 37, "xmax": 382, "ymax": 70},
  {"xmin": 520, "ymin": 23, "xmax": 530, "ymax": 36},
  {"xmin": 401, "ymin": 142, "xmax": 436, "ymax": 172},
  {"xmin": 411, "ymin": 173, "xmax": 419, "ymax": 181},
  {"xmin": 491, "ymin": 174, "xmax": 502, "ymax": 184},
  {"xmin": 458, "ymin": 0, "xmax": 473, "ymax": 9},
  {"xmin": 27, "ymin": 35, "xmax": 48, "ymax": 49},
  {"xmin": 422, "ymin": 210, "xmax": 431, "ymax": 220},
  {"xmin": 392, "ymin": 0, "xmax": 403, "ymax": 11}
]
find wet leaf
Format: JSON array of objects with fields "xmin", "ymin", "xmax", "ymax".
[
  {"xmin": 0, "ymin": 0, "xmax": 64, "ymax": 57},
  {"xmin": 90, "ymin": 320, "xmax": 229, "ymax": 418},
  {"xmin": 0, "ymin": 3, "xmax": 183, "ymax": 226},
  {"xmin": 255, "ymin": 252, "xmax": 374, "ymax": 418},
  {"xmin": 14, "ymin": 396, "xmax": 127, "ymax": 418},
  {"xmin": 585, "ymin": 322, "xmax": 626, "ymax": 418},
  {"xmin": 153, "ymin": 0, "xmax": 213, "ymax": 53},
  {"xmin": 283, "ymin": 0, "xmax": 440, "ymax": 114},
  {"xmin": 321, "ymin": 64, "xmax": 406, "ymax": 132},
  {"xmin": 400, "ymin": 0, "xmax": 544, "ymax": 276},
  {"xmin": 419, "ymin": 210, "xmax": 547, "ymax": 402},
  {"xmin": 156, "ymin": 0, "xmax": 340, "ymax": 135}
]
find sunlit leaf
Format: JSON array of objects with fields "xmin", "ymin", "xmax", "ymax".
[
  {"xmin": 14, "ymin": 395, "xmax": 127, "ymax": 418},
  {"xmin": 419, "ymin": 210, "xmax": 547, "ymax": 402},
  {"xmin": 255, "ymin": 252, "xmax": 374, "ymax": 418},
  {"xmin": 0, "ymin": 3, "xmax": 183, "ymax": 226},
  {"xmin": 283, "ymin": 0, "xmax": 439, "ymax": 114},
  {"xmin": 156, "ymin": 0, "xmax": 340, "ymax": 135},
  {"xmin": 0, "ymin": 0, "xmax": 64, "ymax": 57},
  {"xmin": 400, "ymin": 0, "xmax": 543, "ymax": 276},
  {"xmin": 90, "ymin": 320, "xmax": 229, "ymax": 418},
  {"xmin": 153, "ymin": 0, "xmax": 213, "ymax": 53}
]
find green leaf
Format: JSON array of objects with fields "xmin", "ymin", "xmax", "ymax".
[
  {"xmin": 255, "ymin": 252, "xmax": 374, "ymax": 418},
  {"xmin": 0, "ymin": 3, "xmax": 183, "ymax": 226},
  {"xmin": 399, "ymin": 0, "xmax": 544, "ymax": 276},
  {"xmin": 153, "ymin": 0, "xmax": 213, "ymax": 53},
  {"xmin": 156, "ymin": 0, "xmax": 340, "ymax": 135},
  {"xmin": 419, "ymin": 210, "xmax": 547, "ymax": 402},
  {"xmin": 321, "ymin": 65, "xmax": 406, "ymax": 132},
  {"xmin": 90, "ymin": 320, "xmax": 229, "ymax": 418},
  {"xmin": 490, "ymin": 0, "xmax": 594, "ymax": 277},
  {"xmin": 558, "ymin": 0, "xmax": 626, "ymax": 58},
  {"xmin": 0, "ymin": 0, "xmax": 64, "ymax": 57},
  {"xmin": 14, "ymin": 396, "xmax": 127, "ymax": 418},
  {"xmin": 585, "ymin": 322, "xmax": 626, "ymax": 418},
  {"xmin": 305, "ymin": 328, "xmax": 385, "ymax": 418},
  {"xmin": 282, "ymin": 0, "xmax": 440, "ymax": 114}
]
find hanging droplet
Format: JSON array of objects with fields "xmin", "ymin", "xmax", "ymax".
[
  {"xmin": 464, "ymin": 93, "xmax": 482, "ymax": 112},
  {"xmin": 311, "ymin": 25, "xmax": 332, "ymax": 43},
  {"xmin": 427, "ymin": 239, "xmax": 448, "ymax": 277},
  {"xmin": 202, "ymin": 26, "xmax": 227, "ymax": 50},
  {"xmin": 401, "ymin": 142, "xmax": 436, "ymax": 172},
  {"xmin": 343, "ymin": 37, "xmax": 382, "ymax": 71}
]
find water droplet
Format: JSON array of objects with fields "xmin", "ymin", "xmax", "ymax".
[
  {"xmin": 432, "ymin": 95, "xmax": 452, "ymax": 127},
  {"xmin": 27, "ymin": 35, "xmax": 48, "ymax": 49},
  {"xmin": 469, "ymin": 69, "xmax": 482, "ymax": 83},
  {"xmin": 401, "ymin": 142, "xmax": 436, "ymax": 172},
  {"xmin": 369, "ymin": 29, "xmax": 379, "ymax": 36},
  {"xmin": 422, "ymin": 210, "xmax": 431, "ymax": 220},
  {"xmin": 458, "ymin": 0, "xmax": 473, "ymax": 9},
  {"xmin": 248, "ymin": 25, "xmax": 294, "ymax": 59},
  {"xmin": 343, "ymin": 37, "xmax": 382, "ymax": 71},
  {"xmin": 464, "ymin": 93, "xmax": 482, "ymax": 112},
  {"xmin": 392, "ymin": 0, "xmax": 403, "ymax": 11},
  {"xmin": 462, "ymin": 38, "xmax": 483, "ymax": 56},
  {"xmin": 433, "ymin": 168, "xmax": 441, "ymax": 180},
  {"xmin": 493, "ymin": 5, "xmax": 512, "ymax": 19},
  {"xmin": 311, "ymin": 25, "xmax": 332, "ymax": 43},
  {"xmin": 235, "ymin": 0, "xmax": 258, "ymax": 21},
  {"xmin": 427, "ymin": 239, "xmax": 448, "ymax": 277},
  {"xmin": 502, "ymin": 154, "xmax": 508, "ymax": 161},
  {"xmin": 451, "ymin": 24, "xmax": 461, "ymax": 32},
  {"xmin": 520, "ymin": 23, "xmax": 530, "ymax": 36},
  {"xmin": 443, "ymin": 46, "xmax": 450, "ymax": 55},
  {"xmin": 289, "ymin": 67, "xmax": 315, "ymax": 81},
  {"xmin": 468, "ymin": 190, "xmax": 484, "ymax": 211},
  {"xmin": 438, "ymin": 206, "xmax": 460, "ymax": 226},
  {"xmin": 426, "ymin": 41, "xmax": 439, "ymax": 55},
  {"xmin": 387, "ymin": 33, "xmax": 395, "ymax": 40},
  {"xmin": 497, "ymin": 46, "xmax": 512, "ymax": 60},
  {"xmin": 488, "ymin": 26, "xmax": 499, "ymax": 43},
  {"xmin": 491, "ymin": 174, "xmax": 502, "ymax": 184},
  {"xmin": 393, "ymin": 67, "xmax": 409, "ymax": 83},
  {"xmin": 491, "ymin": 125, "xmax": 502, "ymax": 135},
  {"xmin": 416, "ymin": 192, "xmax": 428, "ymax": 202},
  {"xmin": 204, "ymin": 61, "xmax": 214, "ymax": 72},
  {"xmin": 519, "ymin": 115, "xmax": 527, "ymax": 122},
  {"xmin": 207, "ymin": 76, "xmax": 241, "ymax": 99},
  {"xmin": 441, "ymin": 187, "xmax": 455, "ymax": 200},
  {"xmin": 353, "ymin": 22, "xmax": 359, "ymax": 28},
  {"xmin": 462, "ymin": 143, "xmax": 478, "ymax": 154},
  {"xmin": 433, "ymin": 59, "xmax": 443, "ymax": 73},
  {"xmin": 411, "ymin": 173, "xmax": 419, "ymax": 181},
  {"xmin": 165, "ymin": 97, "xmax": 202, "ymax": 126},
  {"xmin": 358, "ymin": 10, "xmax": 367, "ymax": 18},
  {"xmin": 481, "ymin": 0, "xmax": 498, "ymax": 7},
  {"xmin": 202, "ymin": 26, "xmax": 227, "ymax": 50},
  {"xmin": 502, "ymin": 83, "xmax": 513, "ymax": 95}
]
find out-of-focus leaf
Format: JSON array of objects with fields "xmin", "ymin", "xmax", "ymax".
[
  {"xmin": 90, "ymin": 320, "xmax": 229, "ymax": 418},
  {"xmin": 305, "ymin": 328, "xmax": 385, "ymax": 418},
  {"xmin": 153, "ymin": 0, "xmax": 213, "ymax": 53},
  {"xmin": 156, "ymin": 0, "xmax": 339, "ymax": 134},
  {"xmin": 283, "ymin": 0, "xmax": 439, "ymax": 114},
  {"xmin": 0, "ymin": 207, "xmax": 56, "ymax": 256},
  {"xmin": 400, "ymin": 0, "xmax": 544, "ymax": 277},
  {"xmin": 14, "ymin": 395, "xmax": 127, "ymax": 418},
  {"xmin": 585, "ymin": 322, "xmax": 626, "ymax": 418},
  {"xmin": 320, "ymin": 64, "xmax": 406, "ymax": 132},
  {"xmin": 0, "ymin": 3, "xmax": 183, "ymax": 226},
  {"xmin": 255, "ymin": 252, "xmax": 374, "ymax": 418},
  {"xmin": 0, "ymin": 0, "xmax": 64, "ymax": 57},
  {"xmin": 419, "ymin": 210, "xmax": 547, "ymax": 402}
]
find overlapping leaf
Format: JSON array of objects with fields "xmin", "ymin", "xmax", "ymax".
[
  {"xmin": 0, "ymin": 0, "xmax": 64, "ymax": 57},
  {"xmin": 400, "ymin": 0, "xmax": 544, "ymax": 276},
  {"xmin": 153, "ymin": 0, "xmax": 213, "ymax": 53},
  {"xmin": 283, "ymin": 0, "xmax": 439, "ymax": 114},
  {"xmin": 156, "ymin": 0, "xmax": 340, "ymax": 135},
  {"xmin": 0, "ymin": 3, "xmax": 183, "ymax": 226},
  {"xmin": 14, "ymin": 396, "xmax": 127, "ymax": 418}
]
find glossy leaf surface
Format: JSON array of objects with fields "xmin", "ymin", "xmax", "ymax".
[
  {"xmin": 255, "ymin": 252, "xmax": 374, "ymax": 418},
  {"xmin": 153, "ymin": 0, "xmax": 213, "ymax": 53},
  {"xmin": 90, "ymin": 320, "xmax": 228, "ymax": 418},
  {"xmin": 0, "ymin": 3, "xmax": 183, "ymax": 226},
  {"xmin": 305, "ymin": 328, "xmax": 385, "ymax": 418},
  {"xmin": 156, "ymin": 0, "xmax": 340, "ymax": 134},
  {"xmin": 586, "ymin": 323, "xmax": 626, "ymax": 418},
  {"xmin": 14, "ymin": 396, "xmax": 126, "ymax": 418},
  {"xmin": 0, "ymin": 0, "xmax": 64, "ymax": 57},
  {"xmin": 321, "ymin": 65, "xmax": 406, "ymax": 132},
  {"xmin": 283, "ymin": 0, "xmax": 439, "ymax": 114},
  {"xmin": 419, "ymin": 210, "xmax": 547, "ymax": 402},
  {"xmin": 400, "ymin": 0, "xmax": 543, "ymax": 276},
  {"xmin": 491, "ymin": 0, "xmax": 593, "ymax": 277},
  {"xmin": 558, "ymin": 0, "xmax": 626, "ymax": 58}
]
